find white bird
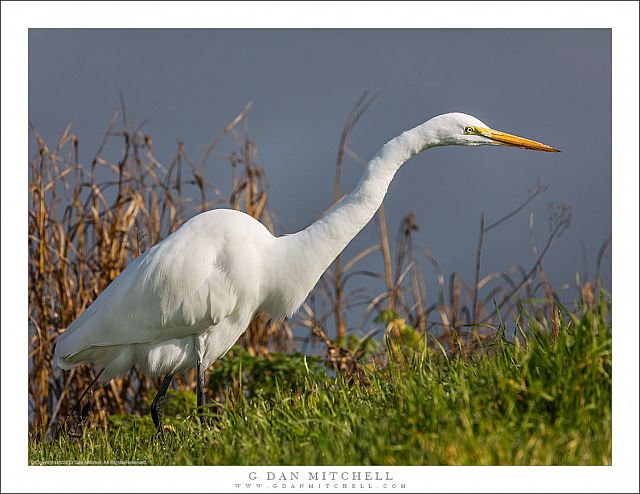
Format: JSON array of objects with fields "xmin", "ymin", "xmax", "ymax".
[{"xmin": 55, "ymin": 112, "xmax": 558, "ymax": 433}]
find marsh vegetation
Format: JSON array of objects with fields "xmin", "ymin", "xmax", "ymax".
[{"xmin": 28, "ymin": 95, "xmax": 611, "ymax": 464}]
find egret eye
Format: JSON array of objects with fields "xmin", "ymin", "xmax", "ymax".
[{"xmin": 465, "ymin": 126, "xmax": 475, "ymax": 134}]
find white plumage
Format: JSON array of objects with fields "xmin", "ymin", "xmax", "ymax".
[
  {"xmin": 55, "ymin": 112, "xmax": 558, "ymax": 403},
  {"xmin": 57, "ymin": 210, "xmax": 272, "ymax": 382}
]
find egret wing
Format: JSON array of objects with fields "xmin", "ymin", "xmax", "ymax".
[{"xmin": 55, "ymin": 231, "xmax": 238, "ymax": 360}]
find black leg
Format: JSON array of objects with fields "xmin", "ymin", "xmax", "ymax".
[
  {"xmin": 196, "ymin": 357, "xmax": 206, "ymax": 426},
  {"xmin": 150, "ymin": 373, "xmax": 174, "ymax": 438},
  {"xmin": 62, "ymin": 369, "xmax": 104, "ymax": 439},
  {"xmin": 72, "ymin": 368, "xmax": 104, "ymax": 423}
]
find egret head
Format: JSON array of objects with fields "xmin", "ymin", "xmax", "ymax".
[{"xmin": 424, "ymin": 112, "xmax": 560, "ymax": 152}]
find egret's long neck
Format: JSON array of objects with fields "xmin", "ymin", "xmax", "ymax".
[
  {"xmin": 297, "ymin": 127, "xmax": 425, "ymax": 264},
  {"xmin": 268, "ymin": 122, "xmax": 431, "ymax": 316}
]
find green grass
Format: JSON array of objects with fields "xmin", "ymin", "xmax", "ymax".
[{"xmin": 29, "ymin": 300, "xmax": 611, "ymax": 466}]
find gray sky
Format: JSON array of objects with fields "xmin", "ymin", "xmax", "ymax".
[{"xmin": 29, "ymin": 28, "xmax": 611, "ymax": 315}]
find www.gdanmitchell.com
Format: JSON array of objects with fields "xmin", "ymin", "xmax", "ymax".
[{"xmin": 235, "ymin": 471, "xmax": 407, "ymax": 490}]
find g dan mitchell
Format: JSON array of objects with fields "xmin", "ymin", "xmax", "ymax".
[{"xmin": 249, "ymin": 471, "xmax": 394, "ymax": 481}]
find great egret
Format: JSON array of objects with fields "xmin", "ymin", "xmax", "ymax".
[{"xmin": 54, "ymin": 112, "xmax": 558, "ymax": 433}]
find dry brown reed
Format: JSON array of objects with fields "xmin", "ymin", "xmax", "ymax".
[
  {"xmin": 29, "ymin": 95, "xmax": 589, "ymax": 437},
  {"xmin": 28, "ymin": 100, "xmax": 289, "ymax": 435}
]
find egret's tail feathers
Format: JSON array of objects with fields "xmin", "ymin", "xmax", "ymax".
[
  {"xmin": 55, "ymin": 341, "xmax": 135, "ymax": 384},
  {"xmin": 54, "ymin": 326, "xmax": 200, "ymax": 383}
]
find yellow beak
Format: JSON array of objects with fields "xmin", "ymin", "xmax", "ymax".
[{"xmin": 477, "ymin": 127, "xmax": 560, "ymax": 152}]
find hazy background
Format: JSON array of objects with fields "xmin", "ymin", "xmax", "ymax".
[{"xmin": 28, "ymin": 29, "xmax": 612, "ymax": 319}]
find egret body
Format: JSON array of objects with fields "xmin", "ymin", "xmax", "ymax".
[{"xmin": 54, "ymin": 112, "xmax": 558, "ymax": 432}]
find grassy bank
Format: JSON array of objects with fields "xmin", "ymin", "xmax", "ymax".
[{"xmin": 29, "ymin": 300, "xmax": 611, "ymax": 466}]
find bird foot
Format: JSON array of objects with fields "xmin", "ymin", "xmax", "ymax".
[{"xmin": 155, "ymin": 423, "xmax": 175, "ymax": 444}]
